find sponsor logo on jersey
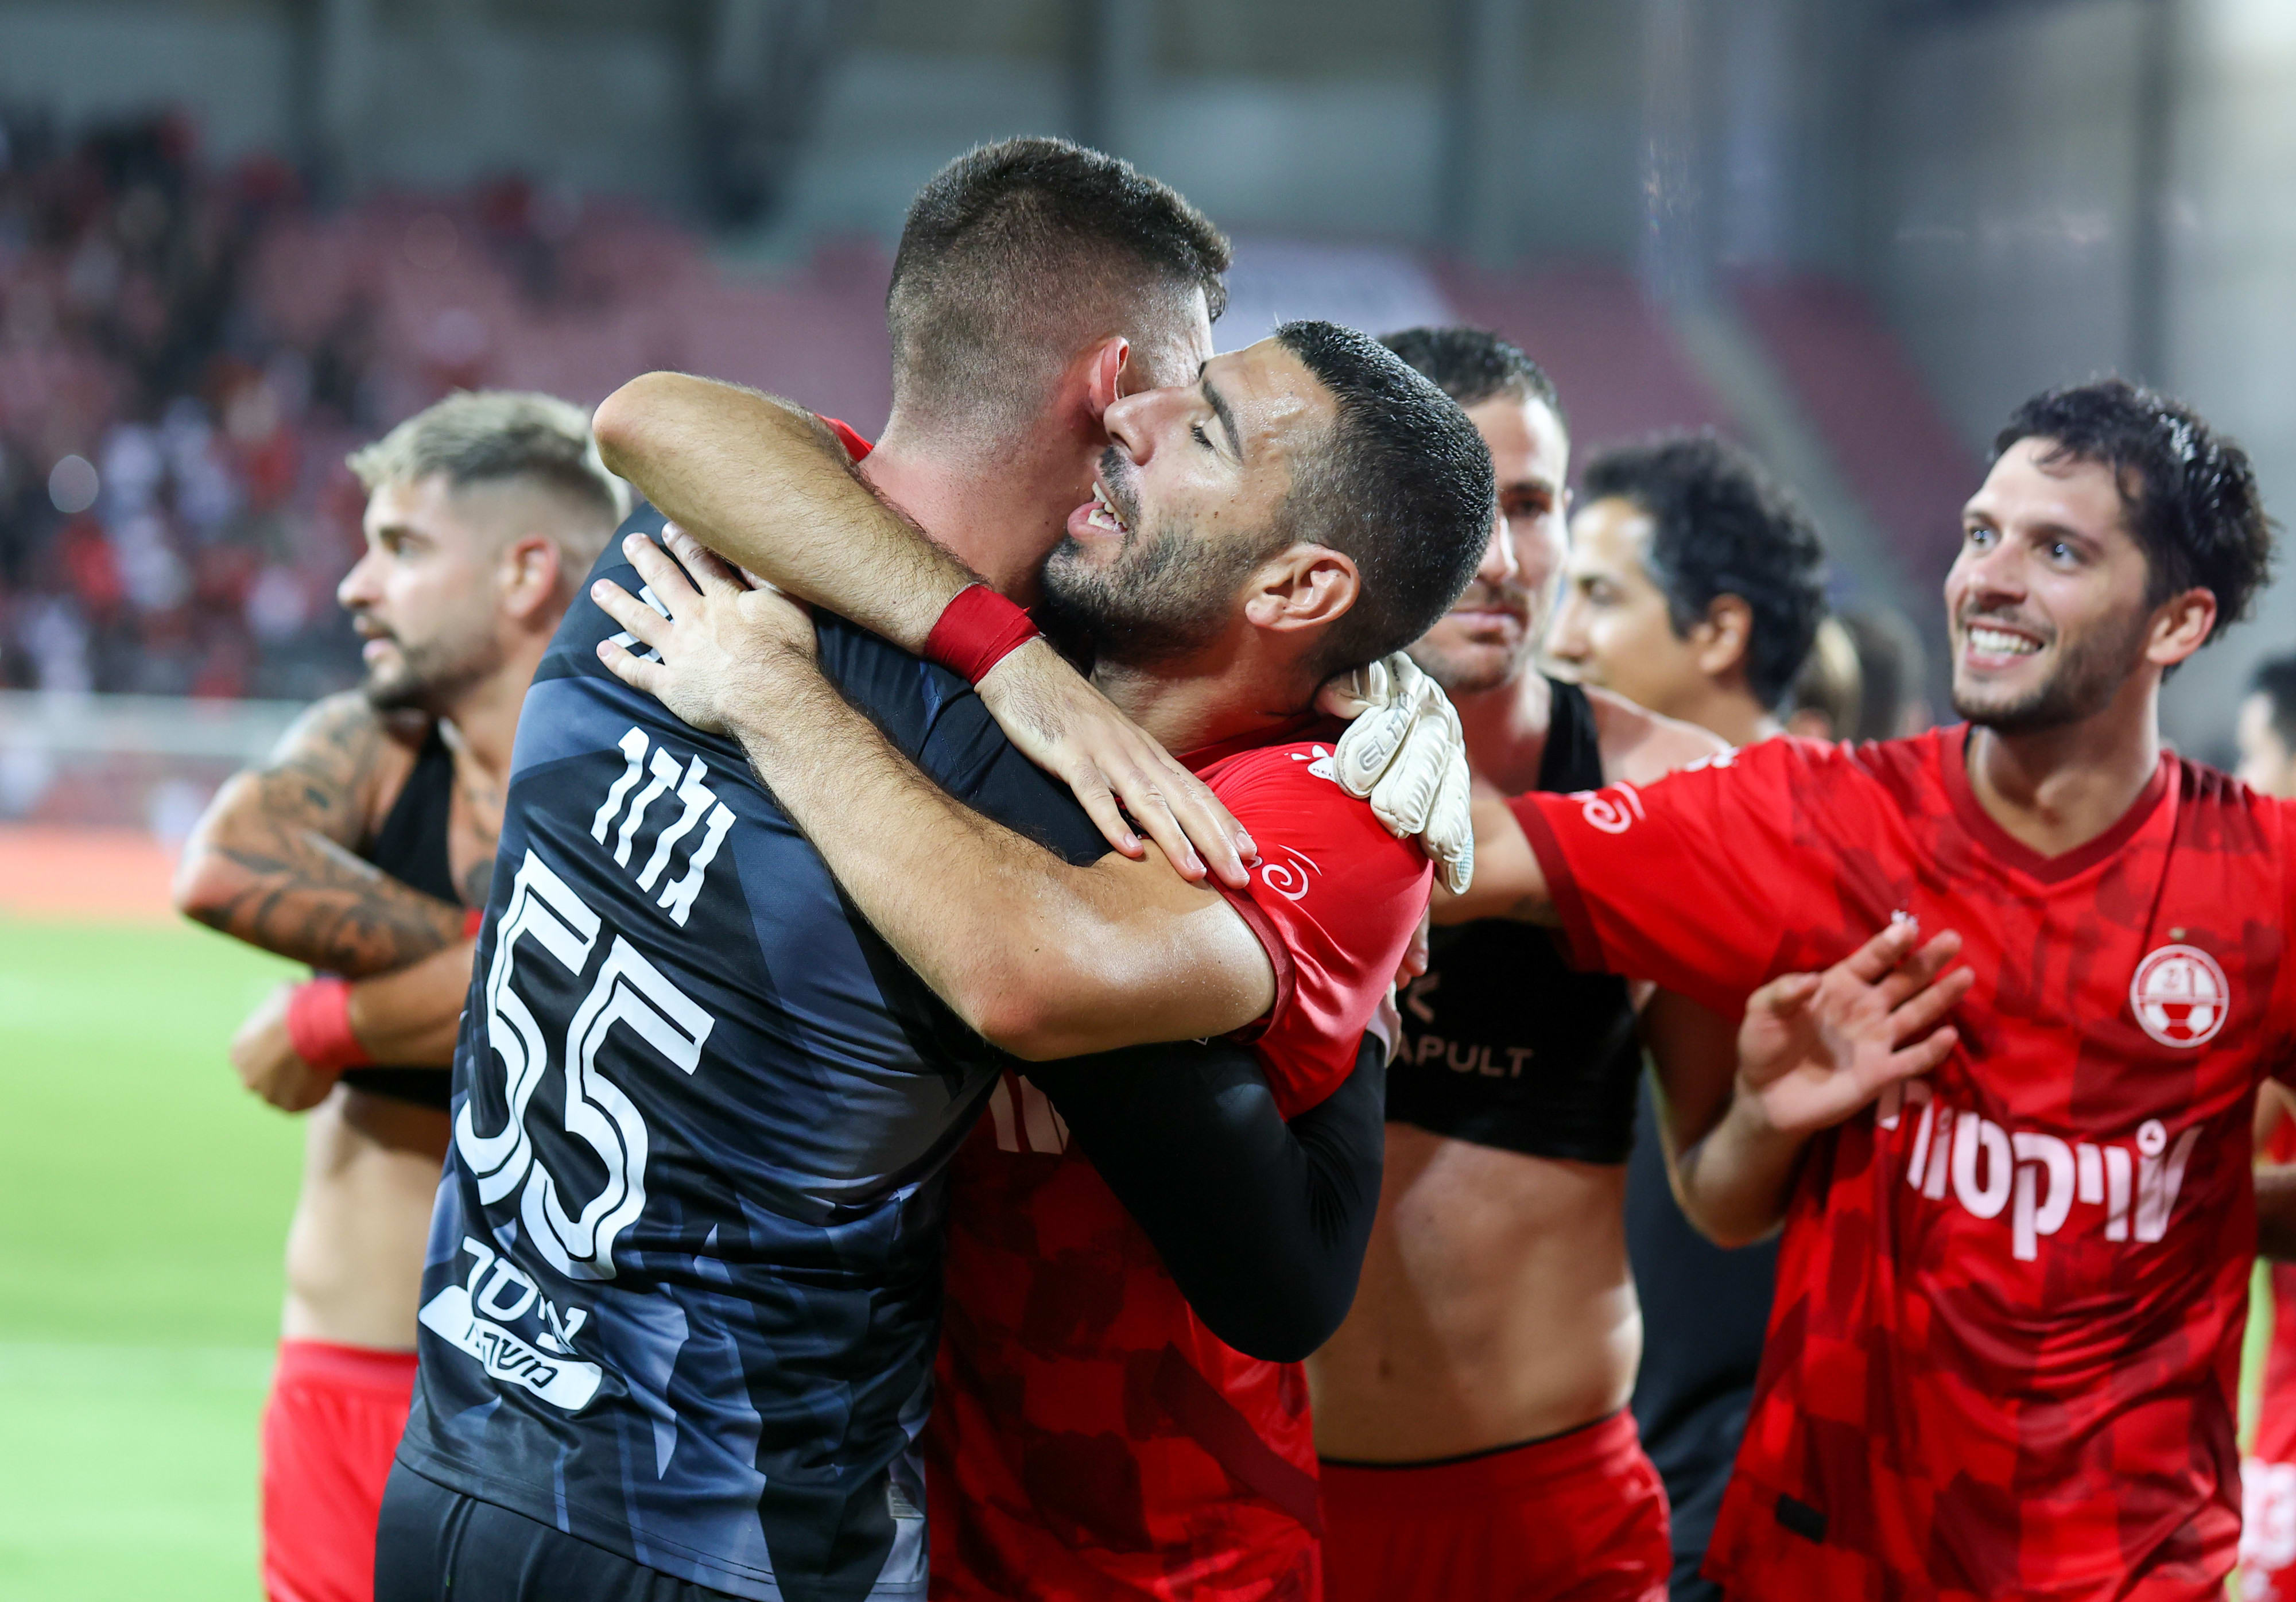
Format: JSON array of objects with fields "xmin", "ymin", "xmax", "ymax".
[
  {"xmin": 2130, "ymin": 943, "xmax": 2230, "ymax": 1049},
  {"xmin": 422, "ymin": 1236, "xmax": 603, "ymax": 1410},
  {"xmin": 1291, "ymin": 743, "xmax": 1340, "ymax": 784},
  {"xmin": 2242, "ymin": 1457, "xmax": 2296, "ymax": 1587},
  {"xmin": 1572, "ymin": 780, "xmax": 1645, "ymax": 835},
  {"xmin": 1259, "ymin": 845, "xmax": 1320, "ymax": 902},
  {"xmin": 1877, "ymin": 1080, "xmax": 2198, "ymax": 1259}
]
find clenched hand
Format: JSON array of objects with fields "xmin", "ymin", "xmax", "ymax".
[{"xmin": 231, "ymin": 981, "xmax": 340, "ymax": 1112}]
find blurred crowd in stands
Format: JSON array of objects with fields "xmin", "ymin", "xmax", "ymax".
[
  {"xmin": 1, "ymin": 111, "xmax": 375, "ymax": 699},
  {"xmin": 0, "ymin": 108, "xmax": 839, "ymax": 703}
]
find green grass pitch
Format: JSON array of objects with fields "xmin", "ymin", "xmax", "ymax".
[
  {"xmin": 0, "ymin": 914, "xmax": 303, "ymax": 1601},
  {"xmin": 0, "ymin": 911, "xmax": 2279, "ymax": 1599}
]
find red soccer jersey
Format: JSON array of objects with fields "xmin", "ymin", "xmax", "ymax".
[
  {"xmin": 2240, "ymin": 1120, "xmax": 2296, "ymax": 1598},
  {"xmin": 1512, "ymin": 727, "xmax": 2296, "ymax": 1602},
  {"xmin": 926, "ymin": 720, "xmax": 1432, "ymax": 1602}
]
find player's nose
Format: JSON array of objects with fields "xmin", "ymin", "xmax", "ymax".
[
  {"xmin": 337, "ymin": 550, "xmax": 382, "ymax": 612},
  {"xmin": 1545, "ymin": 592, "xmax": 1591, "ymax": 660},
  {"xmin": 1103, "ymin": 384, "xmax": 1184, "ymax": 466},
  {"xmin": 1475, "ymin": 513, "xmax": 1519, "ymax": 587},
  {"xmin": 1953, "ymin": 541, "xmax": 2028, "ymax": 611}
]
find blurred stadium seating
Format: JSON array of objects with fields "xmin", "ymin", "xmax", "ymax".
[
  {"xmin": 0, "ymin": 105, "xmax": 1985, "ymax": 846},
  {"xmin": 0, "ymin": 109, "xmax": 896, "ymax": 712}
]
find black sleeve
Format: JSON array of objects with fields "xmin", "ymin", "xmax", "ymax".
[{"xmin": 1027, "ymin": 1035, "xmax": 1387, "ymax": 1363}]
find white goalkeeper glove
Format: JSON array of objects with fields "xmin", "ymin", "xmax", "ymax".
[{"xmin": 1316, "ymin": 652, "xmax": 1474, "ymax": 894}]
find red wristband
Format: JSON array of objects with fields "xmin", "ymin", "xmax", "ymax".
[
  {"xmin": 285, "ymin": 978, "xmax": 369, "ymax": 1073},
  {"xmin": 922, "ymin": 584, "xmax": 1040, "ymax": 684},
  {"xmin": 463, "ymin": 906, "xmax": 484, "ymax": 938}
]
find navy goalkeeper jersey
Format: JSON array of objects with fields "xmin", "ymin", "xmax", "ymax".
[{"xmin": 395, "ymin": 530, "xmax": 1108, "ymax": 1602}]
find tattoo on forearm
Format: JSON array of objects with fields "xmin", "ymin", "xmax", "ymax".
[
  {"xmin": 189, "ymin": 837, "xmax": 463, "ymax": 975},
  {"xmin": 184, "ymin": 695, "xmax": 465, "ymax": 975}
]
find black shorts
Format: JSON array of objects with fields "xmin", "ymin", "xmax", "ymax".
[{"xmin": 375, "ymin": 1461, "xmax": 740, "ymax": 1601}]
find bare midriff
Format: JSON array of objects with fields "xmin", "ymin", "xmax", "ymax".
[
  {"xmin": 1309, "ymin": 1121, "xmax": 1638, "ymax": 1461},
  {"xmin": 281, "ymin": 1085, "xmax": 450, "ymax": 1350}
]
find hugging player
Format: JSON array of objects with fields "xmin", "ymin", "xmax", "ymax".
[
  {"xmin": 591, "ymin": 310, "xmax": 1492, "ymax": 1600},
  {"xmin": 377, "ymin": 139, "xmax": 1479, "ymax": 1602}
]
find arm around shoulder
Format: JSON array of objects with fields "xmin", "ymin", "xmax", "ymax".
[
  {"xmin": 1582, "ymin": 687, "xmax": 1729, "ymax": 786},
  {"xmin": 1435, "ymin": 789, "xmax": 1558, "ymax": 925},
  {"xmin": 593, "ymin": 372, "xmax": 973, "ymax": 651}
]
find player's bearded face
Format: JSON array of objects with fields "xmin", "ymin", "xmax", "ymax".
[
  {"xmin": 1949, "ymin": 597, "xmax": 2150, "ymax": 734},
  {"xmin": 1946, "ymin": 443, "xmax": 2157, "ymax": 735},
  {"xmin": 1039, "ymin": 445, "xmax": 1279, "ymax": 666},
  {"xmin": 343, "ymin": 477, "xmax": 510, "ymax": 715},
  {"xmin": 1042, "ymin": 344, "xmax": 1317, "ymax": 669}
]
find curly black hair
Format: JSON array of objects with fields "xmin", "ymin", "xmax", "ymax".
[
  {"xmin": 1995, "ymin": 378, "xmax": 2274, "ymax": 643},
  {"xmin": 1578, "ymin": 432, "xmax": 1827, "ymax": 708},
  {"xmin": 1378, "ymin": 326, "xmax": 1565, "ymax": 428}
]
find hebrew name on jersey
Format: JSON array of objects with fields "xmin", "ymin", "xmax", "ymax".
[{"xmin": 397, "ymin": 536, "xmax": 1120, "ymax": 1602}]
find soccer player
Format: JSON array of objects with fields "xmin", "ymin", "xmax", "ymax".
[
  {"xmin": 2237, "ymin": 651, "xmax": 2296, "ymax": 1601},
  {"xmin": 591, "ymin": 316, "xmax": 1490, "ymax": 1601},
  {"xmin": 1303, "ymin": 327, "xmax": 1722, "ymax": 1602},
  {"xmin": 1454, "ymin": 377, "xmax": 2282, "ymax": 1600},
  {"xmin": 1546, "ymin": 432, "xmax": 1826, "ymax": 748},
  {"xmin": 377, "ymin": 142, "xmax": 1475, "ymax": 1602},
  {"xmin": 172, "ymin": 392, "xmax": 627, "ymax": 1602}
]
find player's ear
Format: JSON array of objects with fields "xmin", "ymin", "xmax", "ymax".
[
  {"xmin": 2146, "ymin": 586, "xmax": 2217, "ymax": 669},
  {"xmin": 1243, "ymin": 545, "xmax": 1359, "ymax": 639},
  {"xmin": 1082, "ymin": 335, "xmax": 1132, "ymax": 422},
  {"xmin": 500, "ymin": 534, "xmax": 563, "ymax": 623},
  {"xmin": 1692, "ymin": 594, "xmax": 1754, "ymax": 681}
]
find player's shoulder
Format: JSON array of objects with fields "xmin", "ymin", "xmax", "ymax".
[
  {"xmin": 1734, "ymin": 725, "xmax": 1948, "ymax": 790},
  {"xmin": 2171, "ymin": 751, "xmax": 2296, "ymax": 857},
  {"xmin": 1201, "ymin": 735, "xmax": 1389, "ymax": 837},
  {"xmin": 274, "ymin": 689, "xmax": 425, "ymax": 759},
  {"xmin": 1583, "ymin": 687, "xmax": 1726, "ymax": 786},
  {"xmin": 261, "ymin": 693, "xmax": 429, "ymax": 835}
]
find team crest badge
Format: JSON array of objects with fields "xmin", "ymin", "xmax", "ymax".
[{"xmin": 2130, "ymin": 944, "xmax": 2229, "ymax": 1049}]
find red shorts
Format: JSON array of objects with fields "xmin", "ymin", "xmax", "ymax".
[
  {"xmin": 1319, "ymin": 1411, "xmax": 1671, "ymax": 1602},
  {"xmin": 260, "ymin": 1339, "xmax": 418, "ymax": 1602}
]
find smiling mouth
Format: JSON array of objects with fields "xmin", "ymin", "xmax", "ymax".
[
  {"xmin": 1085, "ymin": 480, "xmax": 1130, "ymax": 536},
  {"xmin": 1964, "ymin": 623, "xmax": 2042, "ymax": 658}
]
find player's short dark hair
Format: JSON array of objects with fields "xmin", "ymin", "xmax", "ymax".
[
  {"xmin": 1379, "ymin": 326, "xmax": 1565, "ymax": 428},
  {"xmin": 1995, "ymin": 378, "xmax": 2274, "ymax": 643},
  {"xmin": 1580, "ymin": 432, "xmax": 1827, "ymax": 709},
  {"xmin": 2251, "ymin": 651, "xmax": 2296, "ymax": 755},
  {"xmin": 887, "ymin": 137, "xmax": 1231, "ymax": 433},
  {"xmin": 1274, "ymin": 320, "xmax": 1495, "ymax": 676}
]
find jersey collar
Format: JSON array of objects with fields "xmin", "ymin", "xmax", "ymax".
[
  {"xmin": 1941, "ymin": 722, "xmax": 2175, "ymax": 883},
  {"xmin": 1177, "ymin": 711, "xmax": 1348, "ymax": 775}
]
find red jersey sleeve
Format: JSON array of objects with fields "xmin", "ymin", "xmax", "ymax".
[
  {"xmin": 1511, "ymin": 737, "xmax": 1860, "ymax": 1017},
  {"xmin": 2267, "ymin": 795, "xmax": 2296, "ymax": 1083},
  {"xmin": 1204, "ymin": 748, "xmax": 1432, "ymax": 1120}
]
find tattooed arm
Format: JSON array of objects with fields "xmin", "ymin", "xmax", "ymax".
[{"xmin": 174, "ymin": 692, "xmax": 465, "ymax": 975}]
